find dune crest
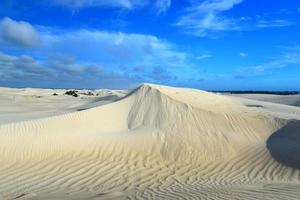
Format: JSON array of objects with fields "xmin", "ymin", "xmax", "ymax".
[
  {"xmin": 128, "ymin": 84, "xmax": 284, "ymax": 161},
  {"xmin": 0, "ymin": 84, "xmax": 299, "ymax": 199}
]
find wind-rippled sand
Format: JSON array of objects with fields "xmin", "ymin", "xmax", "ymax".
[{"xmin": 0, "ymin": 84, "xmax": 300, "ymax": 199}]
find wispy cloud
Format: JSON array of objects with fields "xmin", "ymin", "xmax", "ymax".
[
  {"xmin": 239, "ymin": 52, "xmax": 247, "ymax": 57},
  {"xmin": 50, "ymin": 0, "xmax": 149, "ymax": 9},
  {"xmin": 196, "ymin": 54, "xmax": 212, "ymax": 60},
  {"xmin": 155, "ymin": 0, "xmax": 171, "ymax": 14},
  {"xmin": 256, "ymin": 19, "xmax": 292, "ymax": 28},
  {"xmin": 175, "ymin": 0, "xmax": 244, "ymax": 36},
  {"xmin": 175, "ymin": 0, "xmax": 293, "ymax": 37},
  {"xmin": 49, "ymin": 0, "xmax": 172, "ymax": 14},
  {"xmin": 236, "ymin": 48, "xmax": 300, "ymax": 78}
]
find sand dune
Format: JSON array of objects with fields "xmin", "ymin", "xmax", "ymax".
[
  {"xmin": 0, "ymin": 87, "xmax": 127, "ymax": 124},
  {"xmin": 226, "ymin": 93, "xmax": 300, "ymax": 107},
  {"xmin": 0, "ymin": 84, "xmax": 300, "ymax": 199}
]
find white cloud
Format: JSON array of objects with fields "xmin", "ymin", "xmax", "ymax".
[
  {"xmin": 50, "ymin": 0, "xmax": 149, "ymax": 9},
  {"xmin": 239, "ymin": 52, "xmax": 247, "ymax": 57},
  {"xmin": 175, "ymin": 0, "xmax": 244, "ymax": 36},
  {"xmin": 43, "ymin": 29, "xmax": 187, "ymax": 69},
  {"xmin": 44, "ymin": 29, "xmax": 190, "ymax": 84},
  {"xmin": 0, "ymin": 18, "xmax": 193, "ymax": 87},
  {"xmin": 0, "ymin": 17, "xmax": 40, "ymax": 48},
  {"xmin": 175, "ymin": 0, "xmax": 293, "ymax": 37},
  {"xmin": 253, "ymin": 52, "xmax": 300, "ymax": 72},
  {"xmin": 196, "ymin": 54, "xmax": 212, "ymax": 60},
  {"xmin": 155, "ymin": 0, "xmax": 171, "ymax": 14},
  {"xmin": 236, "ymin": 48, "xmax": 300, "ymax": 77},
  {"xmin": 256, "ymin": 19, "xmax": 292, "ymax": 28},
  {"xmin": 49, "ymin": 0, "xmax": 171, "ymax": 14}
]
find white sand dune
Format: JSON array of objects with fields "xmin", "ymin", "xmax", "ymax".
[
  {"xmin": 0, "ymin": 87, "xmax": 127, "ymax": 125},
  {"xmin": 0, "ymin": 84, "xmax": 300, "ymax": 199}
]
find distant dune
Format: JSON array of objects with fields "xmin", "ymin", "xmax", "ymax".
[
  {"xmin": 0, "ymin": 87, "xmax": 127, "ymax": 124},
  {"xmin": 0, "ymin": 84, "xmax": 300, "ymax": 199},
  {"xmin": 224, "ymin": 93, "xmax": 300, "ymax": 107}
]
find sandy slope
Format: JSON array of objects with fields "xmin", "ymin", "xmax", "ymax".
[
  {"xmin": 0, "ymin": 87, "xmax": 127, "ymax": 124},
  {"xmin": 0, "ymin": 84, "xmax": 299, "ymax": 199}
]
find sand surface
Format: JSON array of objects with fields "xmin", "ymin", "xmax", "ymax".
[
  {"xmin": 0, "ymin": 87, "xmax": 127, "ymax": 125},
  {"xmin": 0, "ymin": 84, "xmax": 300, "ymax": 199},
  {"xmin": 225, "ymin": 93, "xmax": 300, "ymax": 107}
]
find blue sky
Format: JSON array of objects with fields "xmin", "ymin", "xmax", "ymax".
[{"xmin": 0, "ymin": 0, "xmax": 299, "ymax": 90}]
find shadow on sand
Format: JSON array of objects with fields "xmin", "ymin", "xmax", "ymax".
[{"xmin": 267, "ymin": 120, "xmax": 300, "ymax": 169}]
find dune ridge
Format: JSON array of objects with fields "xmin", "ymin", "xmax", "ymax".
[{"xmin": 0, "ymin": 84, "xmax": 299, "ymax": 199}]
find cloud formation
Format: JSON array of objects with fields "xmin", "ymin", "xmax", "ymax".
[
  {"xmin": 196, "ymin": 54, "xmax": 212, "ymax": 60},
  {"xmin": 175, "ymin": 0, "xmax": 243, "ymax": 36},
  {"xmin": 236, "ymin": 48, "xmax": 300, "ymax": 77},
  {"xmin": 0, "ymin": 50, "xmax": 131, "ymax": 88},
  {"xmin": 155, "ymin": 0, "xmax": 171, "ymax": 14},
  {"xmin": 49, "ymin": 0, "xmax": 172, "ymax": 14},
  {"xmin": 0, "ymin": 51, "xmax": 101, "ymax": 80},
  {"xmin": 50, "ymin": 0, "xmax": 148, "ymax": 9},
  {"xmin": 0, "ymin": 51, "xmax": 54, "ymax": 81},
  {"xmin": 256, "ymin": 19, "xmax": 292, "ymax": 28},
  {"xmin": 175, "ymin": 0, "xmax": 293, "ymax": 37},
  {"xmin": 0, "ymin": 17, "xmax": 40, "ymax": 48},
  {"xmin": 0, "ymin": 17, "xmax": 191, "ymax": 87},
  {"xmin": 45, "ymin": 30, "xmax": 186, "ymax": 66},
  {"xmin": 239, "ymin": 52, "xmax": 247, "ymax": 57}
]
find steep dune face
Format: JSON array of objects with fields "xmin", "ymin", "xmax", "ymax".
[
  {"xmin": 0, "ymin": 84, "xmax": 299, "ymax": 199},
  {"xmin": 267, "ymin": 120, "xmax": 300, "ymax": 169},
  {"xmin": 128, "ymin": 84, "xmax": 284, "ymax": 162}
]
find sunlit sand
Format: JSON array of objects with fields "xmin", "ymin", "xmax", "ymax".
[{"xmin": 0, "ymin": 84, "xmax": 299, "ymax": 199}]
